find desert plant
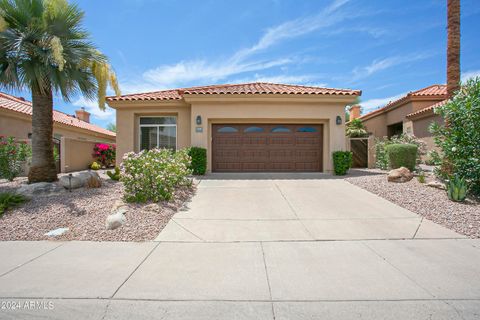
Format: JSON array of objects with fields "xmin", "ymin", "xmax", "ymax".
[
  {"xmin": 424, "ymin": 150, "xmax": 442, "ymax": 166},
  {"xmin": 446, "ymin": 175, "xmax": 468, "ymax": 202},
  {"xmin": 431, "ymin": 77, "xmax": 480, "ymax": 196},
  {"xmin": 385, "ymin": 144, "xmax": 418, "ymax": 171},
  {"xmin": 85, "ymin": 176, "xmax": 102, "ymax": 188},
  {"xmin": 121, "ymin": 148, "xmax": 192, "ymax": 202},
  {"xmin": 93, "ymin": 143, "xmax": 116, "ymax": 167},
  {"xmin": 417, "ymin": 170, "xmax": 426, "ymax": 183},
  {"xmin": 0, "ymin": 192, "xmax": 27, "ymax": 216},
  {"xmin": 0, "ymin": 0, "xmax": 120, "ymax": 183},
  {"xmin": 346, "ymin": 119, "xmax": 368, "ymax": 138},
  {"xmin": 90, "ymin": 161, "xmax": 101, "ymax": 170},
  {"xmin": 332, "ymin": 151, "xmax": 353, "ymax": 175},
  {"xmin": 0, "ymin": 136, "xmax": 31, "ymax": 181},
  {"xmin": 187, "ymin": 147, "xmax": 207, "ymax": 175},
  {"xmin": 107, "ymin": 166, "xmax": 120, "ymax": 181}
]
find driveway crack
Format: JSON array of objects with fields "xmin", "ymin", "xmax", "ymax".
[
  {"xmin": 260, "ymin": 242, "xmax": 276, "ymax": 320},
  {"xmin": 172, "ymin": 219, "xmax": 205, "ymax": 241}
]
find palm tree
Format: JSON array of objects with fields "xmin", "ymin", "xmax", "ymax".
[
  {"xmin": 0, "ymin": 0, "xmax": 120, "ymax": 183},
  {"xmin": 447, "ymin": 0, "xmax": 461, "ymax": 98}
]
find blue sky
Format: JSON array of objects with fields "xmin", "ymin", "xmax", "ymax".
[{"xmin": 13, "ymin": 0, "xmax": 480, "ymax": 128}]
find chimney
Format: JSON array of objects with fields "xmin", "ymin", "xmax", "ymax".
[
  {"xmin": 349, "ymin": 105, "xmax": 361, "ymax": 120},
  {"xmin": 75, "ymin": 107, "xmax": 90, "ymax": 123}
]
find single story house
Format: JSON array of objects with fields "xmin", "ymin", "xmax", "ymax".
[
  {"xmin": 0, "ymin": 91, "xmax": 115, "ymax": 143},
  {"xmin": 351, "ymin": 84, "xmax": 447, "ymax": 150},
  {"xmin": 0, "ymin": 91, "xmax": 116, "ymax": 172},
  {"xmin": 107, "ymin": 82, "xmax": 361, "ymax": 173}
]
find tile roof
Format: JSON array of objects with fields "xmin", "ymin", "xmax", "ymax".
[
  {"xmin": 0, "ymin": 92, "xmax": 116, "ymax": 137},
  {"xmin": 406, "ymin": 99, "xmax": 447, "ymax": 118},
  {"xmin": 107, "ymin": 82, "xmax": 361, "ymax": 102},
  {"xmin": 359, "ymin": 84, "xmax": 447, "ymax": 120}
]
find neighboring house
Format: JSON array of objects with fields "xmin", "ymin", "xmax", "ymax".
[
  {"xmin": 0, "ymin": 91, "xmax": 116, "ymax": 173},
  {"xmin": 107, "ymin": 82, "xmax": 360, "ymax": 173},
  {"xmin": 351, "ymin": 84, "xmax": 447, "ymax": 150},
  {"xmin": 0, "ymin": 92, "xmax": 115, "ymax": 143}
]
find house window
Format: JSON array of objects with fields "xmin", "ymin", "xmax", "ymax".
[{"xmin": 140, "ymin": 117, "xmax": 177, "ymax": 150}]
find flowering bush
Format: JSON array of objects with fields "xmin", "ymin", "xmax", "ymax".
[
  {"xmin": 0, "ymin": 136, "xmax": 31, "ymax": 181},
  {"xmin": 430, "ymin": 77, "xmax": 480, "ymax": 196},
  {"xmin": 93, "ymin": 143, "xmax": 115, "ymax": 167},
  {"xmin": 121, "ymin": 148, "xmax": 192, "ymax": 202}
]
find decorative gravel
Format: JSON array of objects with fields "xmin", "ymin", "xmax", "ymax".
[
  {"xmin": 0, "ymin": 176, "xmax": 196, "ymax": 241},
  {"xmin": 346, "ymin": 169, "xmax": 480, "ymax": 238}
]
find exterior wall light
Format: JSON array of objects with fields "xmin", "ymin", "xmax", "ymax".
[
  {"xmin": 336, "ymin": 115, "xmax": 342, "ymax": 125},
  {"xmin": 196, "ymin": 115, "xmax": 202, "ymax": 125}
]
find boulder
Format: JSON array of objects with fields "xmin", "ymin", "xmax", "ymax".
[
  {"xmin": 387, "ymin": 167, "xmax": 413, "ymax": 183},
  {"xmin": 59, "ymin": 175, "xmax": 83, "ymax": 189},
  {"xmin": 17, "ymin": 182, "xmax": 66, "ymax": 197},
  {"xmin": 426, "ymin": 181, "xmax": 446, "ymax": 190},
  {"xmin": 44, "ymin": 227, "xmax": 69, "ymax": 237},
  {"xmin": 59, "ymin": 171, "xmax": 101, "ymax": 190},
  {"xmin": 106, "ymin": 209, "xmax": 126, "ymax": 230}
]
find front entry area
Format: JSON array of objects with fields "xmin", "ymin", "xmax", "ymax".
[{"xmin": 212, "ymin": 124, "xmax": 323, "ymax": 172}]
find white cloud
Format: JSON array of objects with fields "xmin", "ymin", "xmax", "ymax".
[
  {"xmin": 360, "ymin": 92, "xmax": 406, "ymax": 113},
  {"xmin": 72, "ymin": 97, "xmax": 116, "ymax": 122},
  {"xmin": 121, "ymin": 0, "xmax": 351, "ymax": 92},
  {"xmin": 230, "ymin": 73, "xmax": 322, "ymax": 85},
  {"xmin": 461, "ymin": 70, "xmax": 480, "ymax": 82},
  {"xmin": 351, "ymin": 53, "xmax": 432, "ymax": 82}
]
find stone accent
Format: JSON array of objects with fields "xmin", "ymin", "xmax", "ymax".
[{"xmin": 387, "ymin": 167, "xmax": 414, "ymax": 183}]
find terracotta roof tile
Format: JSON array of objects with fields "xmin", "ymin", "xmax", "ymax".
[
  {"xmin": 0, "ymin": 92, "xmax": 116, "ymax": 137},
  {"xmin": 107, "ymin": 82, "xmax": 361, "ymax": 102},
  {"xmin": 359, "ymin": 84, "xmax": 447, "ymax": 120},
  {"xmin": 406, "ymin": 99, "xmax": 448, "ymax": 118}
]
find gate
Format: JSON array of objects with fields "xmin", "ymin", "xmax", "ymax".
[
  {"xmin": 350, "ymin": 138, "xmax": 368, "ymax": 168},
  {"xmin": 53, "ymin": 138, "xmax": 61, "ymax": 173}
]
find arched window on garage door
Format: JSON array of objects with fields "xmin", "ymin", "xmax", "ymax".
[
  {"xmin": 217, "ymin": 126, "xmax": 238, "ymax": 133},
  {"xmin": 297, "ymin": 126, "xmax": 318, "ymax": 133},
  {"xmin": 271, "ymin": 126, "xmax": 291, "ymax": 133},
  {"xmin": 244, "ymin": 126, "xmax": 264, "ymax": 133}
]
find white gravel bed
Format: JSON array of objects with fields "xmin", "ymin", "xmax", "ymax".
[
  {"xmin": 346, "ymin": 169, "xmax": 480, "ymax": 238},
  {"xmin": 0, "ymin": 177, "xmax": 195, "ymax": 241}
]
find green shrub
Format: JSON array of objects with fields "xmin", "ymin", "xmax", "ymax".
[
  {"xmin": 0, "ymin": 136, "xmax": 31, "ymax": 181},
  {"xmin": 332, "ymin": 151, "xmax": 353, "ymax": 175},
  {"xmin": 187, "ymin": 147, "xmax": 207, "ymax": 175},
  {"xmin": 107, "ymin": 166, "xmax": 120, "ymax": 181},
  {"xmin": 446, "ymin": 175, "xmax": 468, "ymax": 202},
  {"xmin": 385, "ymin": 144, "xmax": 418, "ymax": 171},
  {"xmin": 417, "ymin": 171, "xmax": 426, "ymax": 183},
  {"xmin": 121, "ymin": 148, "xmax": 192, "ymax": 202},
  {"xmin": 90, "ymin": 161, "xmax": 101, "ymax": 170},
  {"xmin": 374, "ymin": 134, "xmax": 426, "ymax": 170},
  {"xmin": 430, "ymin": 77, "xmax": 480, "ymax": 196},
  {"xmin": 0, "ymin": 192, "xmax": 27, "ymax": 216}
]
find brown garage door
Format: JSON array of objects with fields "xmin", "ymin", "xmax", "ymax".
[{"xmin": 212, "ymin": 124, "xmax": 323, "ymax": 172}]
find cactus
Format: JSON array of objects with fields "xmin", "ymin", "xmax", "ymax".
[
  {"xmin": 107, "ymin": 166, "xmax": 120, "ymax": 181},
  {"xmin": 446, "ymin": 175, "xmax": 468, "ymax": 202}
]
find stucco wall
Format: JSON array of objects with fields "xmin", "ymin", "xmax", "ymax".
[
  {"xmin": 115, "ymin": 103, "xmax": 191, "ymax": 163},
  {"xmin": 362, "ymin": 113, "xmax": 388, "ymax": 138},
  {"xmin": 60, "ymin": 138, "xmax": 97, "ymax": 173},
  {"xmin": 411, "ymin": 114, "xmax": 443, "ymax": 150},
  {"xmin": 0, "ymin": 109, "xmax": 115, "ymax": 143}
]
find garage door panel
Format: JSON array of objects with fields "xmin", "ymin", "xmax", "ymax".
[{"xmin": 212, "ymin": 124, "xmax": 323, "ymax": 172}]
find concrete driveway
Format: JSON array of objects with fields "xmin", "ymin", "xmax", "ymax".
[
  {"xmin": 156, "ymin": 173, "xmax": 462, "ymax": 242},
  {"xmin": 1, "ymin": 173, "xmax": 479, "ymax": 320}
]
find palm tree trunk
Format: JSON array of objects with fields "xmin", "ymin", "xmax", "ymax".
[
  {"xmin": 28, "ymin": 87, "xmax": 58, "ymax": 183},
  {"xmin": 447, "ymin": 0, "xmax": 461, "ymax": 99}
]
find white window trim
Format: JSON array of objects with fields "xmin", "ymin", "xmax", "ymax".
[{"xmin": 139, "ymin": 116, "xmax": 178, "ymax": 151}]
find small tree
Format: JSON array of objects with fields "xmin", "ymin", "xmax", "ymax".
[
  {"xmin": 430, "ymin": 77, "xmax": 480, "ymax": 196},
  {"xmin": 346, "ymin": 119, "xmax": 368, "ymax": 137}
]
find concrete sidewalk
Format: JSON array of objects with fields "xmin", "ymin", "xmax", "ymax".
[{"xmin": 1, "ymin": 239, "xmax": 480, "ymax": 319}]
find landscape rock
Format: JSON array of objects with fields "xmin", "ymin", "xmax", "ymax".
[
  {"xmin": 426, "ymin": 181, "xmax": 446, "ymax": 190},
  {"xmin": 106, "ymin": 210, "xmax": 126, "ymax": 230},
  {"xmin": 17, "ymin": 182, "xmax": 66, "ymax": 197},
  {"xmin": 59, "ymin": 175, "xmax": 83, "ymax": 189},
  {"xmin": 387, "ymin": 167, "xmax": 413, "ymax": 183},
  {"xmin": 59, "ymin": 171, "xmax": 101, "ymax": 190},
  {"xmin": 44, "ymin": 227, "xmax": 69, "ymax": 237}
]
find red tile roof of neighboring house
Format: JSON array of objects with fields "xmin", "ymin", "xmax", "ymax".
[
  {"xmin": 359, "ymin": 84, "xmax": 447, "ymax": 120},
  {"xmin": 0, "ymin": 92, "xmax": 116, "ymax": 137},
  {"xmin": 406, "ymin": 99, "xmax": 448, "ymax": 118},
  {"xmin": 106, "ymin": 82, "xmax": 361, "ymax": 102}
]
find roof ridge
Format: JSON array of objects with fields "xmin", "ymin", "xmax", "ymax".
[
  {"xmin": 0, "ymin": 92, "xmax": 31, "ymax": 106},
  {"xmin": 409, "ymin": 84, "xmax": 446, "ymax": 96}
]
